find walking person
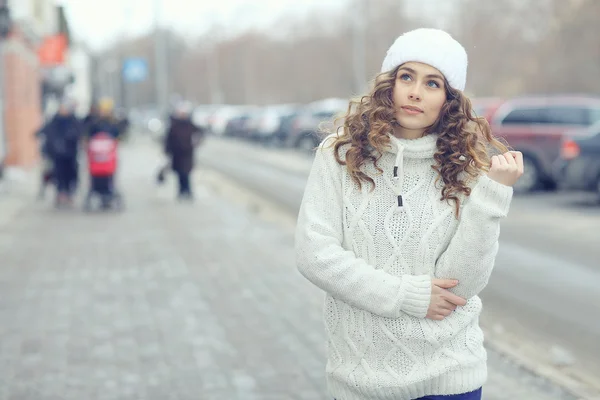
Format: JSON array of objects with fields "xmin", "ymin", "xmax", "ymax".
[
  {"xmin": 87, "ymin": 98, "xmax": 122, "ymax": 140},
  {"xmin": 82, "ymin": 102, "xmax": 100, "ymax": 137},
  {"xmin": 85, "ymin": 98, "xmax": 125, "ymax": 209},
  {"xmin": 164, "ymin": 102, "xmax": 205, "ymax": 201},
  {"xmin": 40, "ymin": 100, "xmax": 83, "ymax": 207},
  {"xmin": 295, "ymin": 28, "xmax": 524, "ymax": 400},
  {"xmin": 34, "ymin": 124, "xmax": 55, "ymax": 200}
]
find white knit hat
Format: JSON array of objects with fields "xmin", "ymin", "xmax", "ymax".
[{"xmin": 381, "ymin": 28, "xmax": 468, "ymax": 91}]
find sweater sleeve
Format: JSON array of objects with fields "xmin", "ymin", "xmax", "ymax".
[
  {"xmin": 295, "ymin": 140, "xmax": 432, "ymax": 319},
  {"xmin": 434, "ymin": 174, "xmax": 513, "ymax": 299}
]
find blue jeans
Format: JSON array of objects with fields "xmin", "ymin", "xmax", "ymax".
[
  {"xmin": 415, "ymin": 387, "xmax": 482, "ymax": 399},
  {"xmin": 335, "ymin": 387, "xmax": 482, "ymax": 400}
]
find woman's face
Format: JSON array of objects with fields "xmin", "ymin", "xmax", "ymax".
[{"xmin": 392, "ymin": 62, "xmax": 447, "ymax": 137}]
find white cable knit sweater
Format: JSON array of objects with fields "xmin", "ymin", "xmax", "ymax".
[{"xmin": 295, "ymin": 133, "xmax": 513, "ymax": 400}]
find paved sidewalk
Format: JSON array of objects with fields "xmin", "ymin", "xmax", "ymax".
[
  {"xmin": 0, "ymin": 139, "xmax": 575, "ymax": 400},
  {"xmin": 0, "ymin": 166, "xmax": 40, "ymax": 228}
]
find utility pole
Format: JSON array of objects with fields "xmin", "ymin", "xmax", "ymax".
[
  {"xmin": 207, "ymin": 44, "xmax": 223, "ymax": 105},
  {"xmin": 206, "ymin": 12, "xmax": 224, "ymax": 105},
  {"xmin": 153, "ymin": 0, "xmax": 169, "ymax": 117},
  {"xmin": 102, "ymin": 58, "xmax": 118, "ymax": 101},
  {"xmin": 112, "ymin": 55, "xmax": 122, "ymax": 107},
  {"xmin": 352, "ymin": 0, "xmax": 367, "ymax": 95},
  {"xmin": 0, "ymin": 0, "xmax": 12, "ymax": 165},
  {"xmin": 123, "ymin": 2, "xmax": 133, "ymax": 111}
]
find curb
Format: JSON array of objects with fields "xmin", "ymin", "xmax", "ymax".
[{"xmin": 483, "ymin": 326, "xmax": 600, "ymax": 400}]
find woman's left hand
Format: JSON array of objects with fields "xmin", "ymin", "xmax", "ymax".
[{"xmin": 487, "ymin": 151, "xmax": 524, "ymax": 187}]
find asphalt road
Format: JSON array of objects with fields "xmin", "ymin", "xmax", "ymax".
[{"xmin": 199, "ymin": 136, "xmax": 600, "ymax": 398}]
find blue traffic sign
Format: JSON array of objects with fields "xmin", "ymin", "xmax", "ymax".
[{"xmin": 122, "ymin": 58, "xmax": 148, "ymax": 83}]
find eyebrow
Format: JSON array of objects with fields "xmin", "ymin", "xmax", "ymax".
[{"xmin": 398, "ymin": 66, "xmax": 444, "ymax": 81}]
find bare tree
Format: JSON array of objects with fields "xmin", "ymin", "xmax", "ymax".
[{"xmin": 94, "ymin": 0, "xmax": 600, "ymax": 106}]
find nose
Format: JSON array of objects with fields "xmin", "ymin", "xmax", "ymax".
[{"xmin": 408, "ymin": 90, "xmax": 422, "ymax": 101}]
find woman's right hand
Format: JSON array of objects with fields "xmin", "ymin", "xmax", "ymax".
[{"xmin": 426, "ymin": 279, "xmax": 468, "ymax": 320}]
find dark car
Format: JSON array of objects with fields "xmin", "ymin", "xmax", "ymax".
[
  {"xmin": 224, "ymin": 113, "xmax": 253, "ymax": 138},
  {"xmin": 489, "ymin": 95, "xmax": 600, "ymax": 193},
  {"xmin": 287, "ymin": 109, "xmax": 339, "ymax": 151},
  {"xmin": 249, "ymin": 105, "xmax": 301, "ymax": 145},
  {"xmin": 553, "ymin": 122, "xmax": 600, "ymax": 201}
]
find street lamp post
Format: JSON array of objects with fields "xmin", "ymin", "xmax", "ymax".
[
  {"xmin": 0, "ymin": 0, "xmax": 10, "ymax": 38},
  {"xmin": 352, "ymin": 0, "xmax": 367, "ymax": 95},
  {"xmin": 122, "ymin": 2, "xmax": 133, "ymax": 111},
  {"xmin": 204, "ymin": 10, "xmax": 224, "ymax": 106},
  {"xmin": 153, "ymin": 0, "xmax": 169, "ymax": 117},
  {"xmin": 0, "ymin": 0, "xmax": 12, "ymax": 165}
]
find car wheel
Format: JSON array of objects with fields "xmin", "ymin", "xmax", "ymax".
[
  {"xmin": 513, "ymin": 156, "xmax": 541, "ymax": 194},
  {"xmin": 542, "ymin": 178, "xmax": 558, "ymax": 192}
]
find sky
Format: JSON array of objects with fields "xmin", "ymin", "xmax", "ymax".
[
  {"xmin": 58, "ymin": 0, "xmax": 457, "ymax": 52},
  {"xmin": 58, "ymin": 0, "xmax": 351, "ymax": 51}
]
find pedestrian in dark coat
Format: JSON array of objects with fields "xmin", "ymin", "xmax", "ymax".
[
  {"xmin": 82, "ymin": 103, "xmax": 99, "ymax": 137},
  {"xmin": 39, "ymin": 101, "xmax": 83, "ymax": 206},
  {"xmin": 164, "ymin": 102, "xmax": 204, "ymax": 200}
]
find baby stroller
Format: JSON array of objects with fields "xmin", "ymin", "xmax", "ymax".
[{"xmin": 83, "ymin": 132, "xmax": 124, "ymax": 211}]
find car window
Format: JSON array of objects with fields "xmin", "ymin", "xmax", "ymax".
[
  {"xmin": 314, "ymin": 111, "xmax": 335, "ymax": 119},
  {"xmin": 500, "ymin": 108, "xmax": 547, "ymax": 125},
  {"xmin": 589, "ymin": 107, "xmax": 600, "ymax": 124},
  {"xmin": 545, "ymin": 106, "xmax": 588, "ymax": 125}
]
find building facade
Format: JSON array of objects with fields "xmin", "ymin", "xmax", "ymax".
[{"xmin": 1, "ymin": 0, "xmax": 71, "ymax": 168}]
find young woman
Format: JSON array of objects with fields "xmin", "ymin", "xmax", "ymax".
[{"xmin": 295, "ymin": 28, "xmax": 524, "ymax": 400}]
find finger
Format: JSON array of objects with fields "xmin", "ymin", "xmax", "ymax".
[
  {"xmin": 503, "ymin": 152, "xmax": 516, "ymax": 166},
  {"xmin": 440, "ymin": 307, "xmax": 453, "ymax": 317},
  {"xmin": 438, "ymin": 303, "xmax": 456, "ymax": 313},
  {"xmin": 432, "ymin": 279, "xmax": 459, "ymax": 289},
  {"xmin": 490, "ymin": 155, "xmax": 499, "ymax": 168},
  {"xmin": 427, "ymin": 312, "xmax": 442, "ymax": 321},
  {"xmin": 496, "ymin": 154, "xmax": 507, "ymax": 166},
  {"xmin": 445, "ymin": 292, "xmax": 468, "ymax": 307},
  {"xmin": 442, "ymin": 300, "xmax": 458, "ymax": 311},
  {"xmin": 510, "ymin": 151, "xmax": 524, "ymax": 173},
  {"xmin": 432, "ymin": 314, "xmax": 445, "ymax": 321}
]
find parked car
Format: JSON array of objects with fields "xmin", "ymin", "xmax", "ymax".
[
  {"xmin": 223, "ymin": 112, "xmax": 254, "ymax": 138},
  {"xmin": 553, "ymin": 122, "xmax": 600, "ymax": 201},
  {"xmin": 208, "ymin": 105, "xmax": 253, "ymax": 136},
  {"xmin": 489, "ymin": 95, "xmax": 600, "ymax": 193},
  {"xmin": 248, "ymin": 104, "xmax": 301, "ymax": 145},
  {"xmin": 287, "ymin": 98, "xmax": 348, "ymax": 151},
  {"xmin": 275, "ymin": 110, "xmax": 304, "ymax": 146},
  {"xmin": 471, "ymin": 97, "xmax": 505, "ymax": 122}
]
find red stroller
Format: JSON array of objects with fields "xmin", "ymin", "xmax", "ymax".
[{"xmin": 83, "ymin": 132, "xmax": 124, "ymax": 211}]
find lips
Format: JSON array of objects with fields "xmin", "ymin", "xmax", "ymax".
[{"xmin": 401, "ymin": 105, "xmax": 423, "ymax": 113}]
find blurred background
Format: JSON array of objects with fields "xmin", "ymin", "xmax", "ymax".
[{"xmin": 0, "ymin": 0, "xmax": 599, "ymax": 399}]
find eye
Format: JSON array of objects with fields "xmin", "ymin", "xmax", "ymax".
[
  {"xmin": 427, "ymin": 80, "xmax": 441, "ymax": 88},
  {"xmin": 399, "ymin": 73, "xmax": 412, "ymax": 81}
]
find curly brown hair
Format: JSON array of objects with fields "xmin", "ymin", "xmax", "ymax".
[{"xmin": 323, "ymin": 65, "xmax": 509, "ymax": 217}]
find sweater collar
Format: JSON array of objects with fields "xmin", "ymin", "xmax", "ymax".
[
  {"xmin": 385, "ymin": 133, "xmax": 439, "ymax": 211},
  {"xmin": 385, "ymin": 133, "xmax": 439, "ymax": 159}
]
